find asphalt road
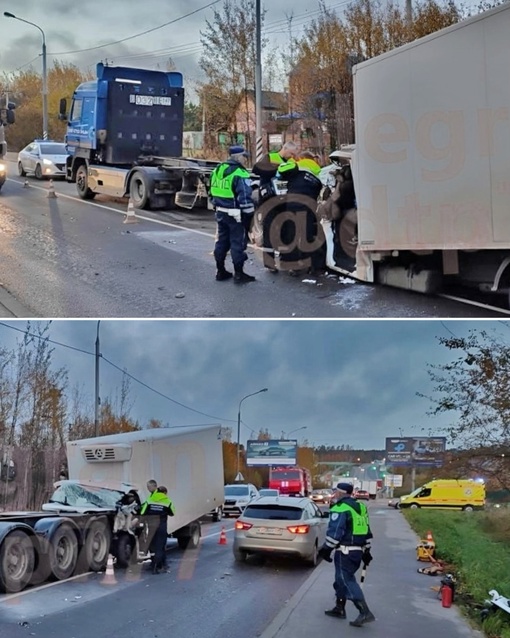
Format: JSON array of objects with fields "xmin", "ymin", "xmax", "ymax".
[
  {"xmin": 0, "ymin": 159, "xmax": 503, "ymax": 318},
  {"xmin": 0, "ymin": 520, "xmax": 313, "ymax": 638}
]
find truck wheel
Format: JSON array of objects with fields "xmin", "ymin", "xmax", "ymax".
[
  {"xmin": 129, "ymin": 172, "xmax": 150, "ymax": 209},
  {"xmin": 463, "ymin": 505, "xmax": 474, "ymax": 512},
  {"xmin": 49, "ymin": 524, "xmax": 78, "ymax": 580},
  {"xmin": 409, "ymin": 503, "xmax": 420, "ymax": 509},
  {"xmin": 177, "ymin": 522, "xmax": 201, "ymax": 550},
  {"xmin": 18, "ymin": 162, "xmax": 26, "ymax": 177},
  {"xmin": 34, "ymin": 164, "xmax": 43, "ymax": 180},
  {"xmin": 84, "ymin": 521, "xmax": 111, "ymax": 571},
  {"xmin": 212, "ymin": 507, "xmax": 223, "ymax": 522},
  {"xmin": 76, "ymin": 164, "xmax": 96, "ymax": 200},
  {"xmin": 0, "ymin": 530, "xmax": 35, "ymax": 593},
  {"xmin": 115, "ymin": 534, "xmax": 135, "ymax": 568}
]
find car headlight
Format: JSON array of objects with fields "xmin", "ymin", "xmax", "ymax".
[
  {"xmin": 237, "ymin": 497, "xmax": 249, "ymax": 504},
  {"xmin": 0, "ymin": 163, "xmax": 6, "ymax": 172},
  {"xmin": 43, "ymin": 158, "xmax": 53, "ymax": 165}
]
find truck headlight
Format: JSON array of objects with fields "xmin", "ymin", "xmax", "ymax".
[{"xmin": 0, "ymin": 163, "xmax": 6, "ymax": 172}]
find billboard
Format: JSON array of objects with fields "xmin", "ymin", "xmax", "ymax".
[
  {"xmin": 385, "ymin": 437, "xmax": 446, "ymax": 467},
  {"xmin": 246, "ymin": 439, "xmax": 297, "ymax": 466}
]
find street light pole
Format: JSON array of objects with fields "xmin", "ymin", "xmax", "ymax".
[
  {"xmin": 283, "ymin": 426, "xmax": 307, "ymax": 438},
  {"xmin": 236, "ymin": 388, "xmax": 268, "ymax": 480},
  {"xmin": 94, "ymin": 321, "xmax": 101, "ymax": 437},
  {"xmin": 4, "ymin": 12, "xmax": 48, "ymax": 140},
  {"xmin": 255, "ymin": 0, "xmax": 263, "ymax": 161}
]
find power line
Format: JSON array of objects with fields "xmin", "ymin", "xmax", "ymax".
[
  {"xmin": 0, "ymin": 321, "xmax": 236, "ymax": 424},
  {"xmin": 46, "ymin": 0, "xmax": 222, "ymax": 56}
]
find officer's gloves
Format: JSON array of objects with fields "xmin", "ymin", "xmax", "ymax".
[
  {"xmin": 318, "ymin": 545, "xmax": 334, "ymax": 563},
  {"xmin": 362, "ymin": 544, "xmax": 373, "ymax": 566}
]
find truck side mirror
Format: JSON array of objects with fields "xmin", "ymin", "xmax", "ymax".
[
  {"xmin": 6, "ymin": 110, "xmax": 15, "ymax": 124},
  {"xmin": 59, "ymin": 98, "xmax": 68, "ymax": 121}
]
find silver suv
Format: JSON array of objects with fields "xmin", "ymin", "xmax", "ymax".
[{"xmin": 224, "ymin": 484, "xmax": 259, "ymax": 517}]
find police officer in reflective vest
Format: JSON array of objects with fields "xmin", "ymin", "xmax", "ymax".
[
  {"xmin": 140, "ymin": 483, "xmax": 175, "ymax": 574},
  {"xmin": 210, "ymin": 145, "xmax": 256, "ymax": 284},
  {"xmin": 252, "ymin": 141, "xmax": 299, "ymax": 272},
  {"xmin": 318, "ymin": 482, "xmax": 375, "ymax": 627}
]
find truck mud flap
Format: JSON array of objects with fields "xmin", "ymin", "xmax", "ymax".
[{"xmin": 175, "ymin": 190, "xmax": 199, "ymax": 210}]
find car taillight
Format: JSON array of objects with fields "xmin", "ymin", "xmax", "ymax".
[
  {"xmin": 287, "ymin": 525, "xmax": 310, "ymax": 534},
  {"xmin": 235, "ymin": 520, "xmax": 253, "ymax": 531}
]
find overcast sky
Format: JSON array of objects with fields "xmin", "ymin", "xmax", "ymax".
[
  {"xmin": 0, "ymin": 319, "xmax": 505, "ymax": 450},
  {"xmin": 0, "ymin": 0, "xmax": 343, "ymax": 89}
]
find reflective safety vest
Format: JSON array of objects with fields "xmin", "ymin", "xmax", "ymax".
[
  {"xmin": 210, "ymin": 163, "xmax": 250, "ymax": 200},
  {"xmin": 297, "ymin": 157, "xmax": 321, "ymax": 176},
  {"xmin": 277, "ymin": 158, "xmax": 298, "ymax": 176},
  {"xmin": 140, "ymin": 490, "xmax": 175, "ymax": 516},
  {"xmin": 330, "ymin": 501, "xmax": 370, "ymax": 536},
  {"xmin": 268, "ymin": 151, "xmax": 284, "ymax": 165}
]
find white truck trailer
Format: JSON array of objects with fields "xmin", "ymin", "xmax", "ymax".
[
  {"xmin": 0, "ymin": 425, "xmax": 224, "ymax": 593},
  {"xmin": 323, "ymin": 4, "xmax": 510, "ymax": 303}
]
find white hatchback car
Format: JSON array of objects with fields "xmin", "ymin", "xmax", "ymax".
[
  {"xmin": 233, "ymin": 496, "xmax": 329, "ymax": 566},
  {"xmin": 18, "ymin": 140, "xmax": 68, "ymax": 179}
]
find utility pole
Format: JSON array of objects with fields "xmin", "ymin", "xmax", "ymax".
[
  {"xmin": 94, "ymin": 321, "xmax": 101, "ymax": 437},
  {"xmin": 405, "ymin": 0, "xmax": 412, "ymax": 29},
  {"xmin": 255, "ymin": 0, "xmax": 263, "ymax": 161}
]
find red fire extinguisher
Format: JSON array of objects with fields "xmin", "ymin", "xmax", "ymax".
[{"xmin": 441, "ymin": 575, "xmax": 455, "ymax": 608}]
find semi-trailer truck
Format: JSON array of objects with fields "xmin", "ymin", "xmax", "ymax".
[
  {"xmin": 0, "ymin": 100, "xmax": 15, "ymax": 191},
  {"xmin": 321, "ymin": 3, "xmax": 510, "ymax": 305},
  {"xmin": 60, "ymin": 63, "xmax": 217, "ymax": 210},
  {"xmin": 0, "ymin": 425, "xmax": 224, "ymax": 593}
]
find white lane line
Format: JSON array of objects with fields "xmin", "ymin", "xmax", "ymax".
[
  {"xmin": 438, "ymin": 293, "xmax": 510, "ymax": 316},
  {"xmin": 6, "ymin": 178, "xmax": 216, "ymax": 240},
  {"xmin": 0, "ymin": 571, "xmax": 93, "ymax": 602}
]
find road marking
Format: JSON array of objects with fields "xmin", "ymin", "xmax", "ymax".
[
  {"xmin": 438, "ymin": 293, "xmax": 510, "ymax": 316},
  {"xmin": 6, "ymin": 178, "xmax": 216, "ymax": 239},
  {"xmin": 0, "ymin": 571, "xmax": 93, "ymax": 602}
]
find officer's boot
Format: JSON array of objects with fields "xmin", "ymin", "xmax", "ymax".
[
  {"xmin": 234, "ymin": 265, "xmax": 256, "ymax": 284},
  {"xmin": 349, "ymin": 600, "xmax": 375, "ymax": 627},
  {"xmin": 324, "ymin": 597, "xmax": 346, "ymax": 619},
  {"xmin": 215, "ymin": 260, "xmax": 233, "ymax": 281}
]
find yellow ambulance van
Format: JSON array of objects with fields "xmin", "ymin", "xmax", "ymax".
[{"xmin": 398, "ymin": 479, "xmax": 485, "ymax": 511}]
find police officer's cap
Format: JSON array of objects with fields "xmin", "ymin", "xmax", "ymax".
[
  {"xmin": 335, "ymin": 482, "xmax": 354, "ymax": 494},
  {"xmin": 229, "ymin": 145, "xmax": 249, "ymax": 157}
]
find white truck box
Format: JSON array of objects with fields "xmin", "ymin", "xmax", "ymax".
[
  {"xmin": 66, "ymin": 425, "xmax": 224, "ymax": 537},
  {"xmin": 348, "ymin": 4, "xmax": 510, "ymax": 291}
]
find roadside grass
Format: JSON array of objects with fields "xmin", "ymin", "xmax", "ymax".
[{"xmin": 403, "ymin": 509, "xmax": 510, "ymax": 638}]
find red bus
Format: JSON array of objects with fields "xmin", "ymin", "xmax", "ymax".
[{"xmin": 269, "ymin": 467, "xmax": 312, "ymax": 497}]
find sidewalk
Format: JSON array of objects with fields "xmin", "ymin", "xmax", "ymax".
[{"xmin": 260, "ymin": 501, "xmax": 483, "ymax": 638}]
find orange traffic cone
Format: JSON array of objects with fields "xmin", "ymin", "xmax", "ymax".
[
  {"xmin": 47, "ymin": 179, "xmax": 57, "ymax": 198},
  {"xmin": 102, "ymin": 554, "xmax": 117, "ymax": 585},
  {"xmin": 123, "ymin": 197, "xmax": 138, "ymax": 224},
  {"xmin": 426, "ymin": 531, "xmax": 434, "ymax": 543},
  {"xmin": 218, "ymin": 527, "xmax": 227, "ymax": 545}
]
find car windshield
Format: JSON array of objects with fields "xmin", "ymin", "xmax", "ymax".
[
  {"xmin": 40, "ymin": 143, "xmax": 66, "ymax": 155},
  {"xmin": 243, "ymin": 504, "xmax": 304, "ymax": 520},
  {"xmin": 49, "ymin": 483, "xmax": 125, "ymax": 508},
  {"xmin": 224, "ymin": 486, "xmax": 250, "ymax": 496}
]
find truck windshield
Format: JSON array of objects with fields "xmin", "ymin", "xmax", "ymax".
[
  {"xmin": 224, "ymin": 486, "xmax": 249, "ymax": 496},
  {"xmin": 49, "ymin": 483, "xmax": 125, "ymax": 508},
  {"xmin": 272, "ymin": 470, "xmax": 301, "ymax": 479}
]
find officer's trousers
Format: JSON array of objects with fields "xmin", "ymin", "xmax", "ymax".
[
  {"xmin": 214, "ymin": 211, "xmax": 252, "ymax": 268},
  {"xmin": 333, "ymin": 549, "xmax": 365, "ymax": 602}
]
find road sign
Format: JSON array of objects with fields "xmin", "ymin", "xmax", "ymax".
[
  {"xmin": 268, "ymin": 134, "xmax": 283, "ymax": 147},
  {"xmin": 384, "ymin": 474, "xmax": 403, "ymax": 487}
]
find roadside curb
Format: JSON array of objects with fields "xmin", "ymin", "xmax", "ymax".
[
  {"xmin": 259, "ymin": 561, "xmax": 328, "ymax": 638},
  {"xmin": 0, "ymin": 285, "xmax": 37, "ymax": 318}
]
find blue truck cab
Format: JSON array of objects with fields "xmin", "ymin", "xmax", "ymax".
[{"xmin": 60, "ymin": 63, "xmax": 208, "ymax": 209}]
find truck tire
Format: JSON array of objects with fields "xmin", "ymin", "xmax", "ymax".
[
  {"xmin": 129, "ymin": 172, "xmax": 150, "ymax": 209},
  {"xmin": 49, "ymin": 524, "xmax": 78, "ymax": 581},
  {"xmin": 76, "ymin": 164, "xmax": 96, "ymax": 200},
  {"xmin": 212, "ymin": 507, "xmax": 223, "ymax": 522},
  {"xmin": 115, "ymin": 534, "xmax": 135, "ymax": 568},
  {"xmin": 463, "ymin": 505, "xmax": 474, "ymax": 512},
  {"xmin": 84, "ymin": 520, "xmax": 111, "ymax": 571},
  {"xmin": 0, "ymin": 530, "xmax": 35, "ymax": 593},
  {"xmin": 409, "ymin": 503, "xmax": 420, "ymax": 509},
  {"xmin": 177, "ymin": 522, "xmax": 201, "ymax": 550}
]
